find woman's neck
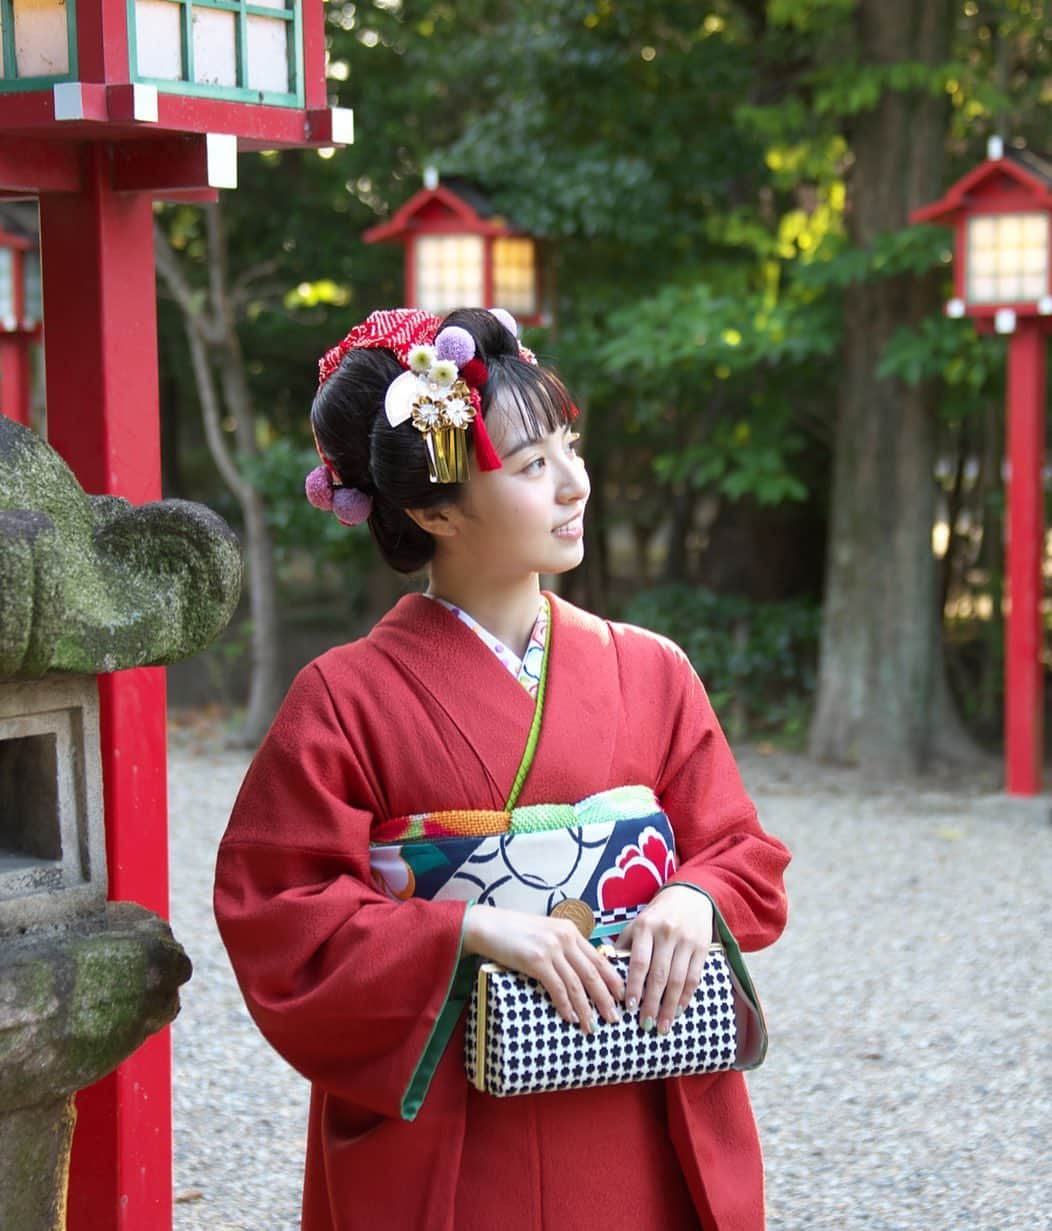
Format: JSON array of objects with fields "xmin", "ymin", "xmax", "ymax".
[{"xmin": 427, "ymin": 568, "xmax": 542, "ymax": 659}]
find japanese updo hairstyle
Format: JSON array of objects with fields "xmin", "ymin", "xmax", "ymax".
[{"xmin": 310, "ymin": 307, "xmax": 576, "ymax": 573}]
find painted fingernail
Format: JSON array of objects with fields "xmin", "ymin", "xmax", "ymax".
[
  {"xmin": 642, "ymin": 1016, "xmax": 655, "ymax": 1032},
  {"xmin": 658, "ymin": 1019, "xmax": 670, "ymax": 1035},
  {"xmin": 570, "ymin": 1011, "xmax": 579, "ymax": 1023},
  {"xmin": 674, "ymin": 1005, "xmax": 684, "ymax": 1019},
  {"xmin": 627, "ymin": 996, "xmax": 638, "ymax": 1012}
]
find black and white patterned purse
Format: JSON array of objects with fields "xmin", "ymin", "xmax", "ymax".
[{"xmin": 465, "ymin": 944, "xmax": 763, "ymax": 1097}]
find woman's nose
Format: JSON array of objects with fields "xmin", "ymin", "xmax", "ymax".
[{"xmin": 559, "ymin": 454, "xmax": 590, "ymax": 503}]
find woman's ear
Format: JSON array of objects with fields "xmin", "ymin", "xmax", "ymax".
[{"xmin": 405, "ymin": 503, "xmax": 461, "ymax": 539}]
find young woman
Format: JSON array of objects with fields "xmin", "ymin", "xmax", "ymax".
[{"xmin": 214, "ymin": 307, "xmax": 790, "ymax": 1231}]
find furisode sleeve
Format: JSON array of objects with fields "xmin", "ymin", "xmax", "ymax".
[
  {"xmin": 213, "ymin": 662, "xmax": 474, "ymax": 1121},
  {"xmin": 652, "ymin": 643, "xmax": 791, "ymax": 953}
]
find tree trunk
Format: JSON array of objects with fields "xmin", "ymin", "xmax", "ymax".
[
  {"xmin": 153, "ymin": 205, "xmax": 283, "ymax": 745},
  {"xmin": 809, "ymin": 0, "xmax": 963, "ymax": 773}
]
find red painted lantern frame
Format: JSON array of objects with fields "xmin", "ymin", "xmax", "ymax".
[
  {"xmin": 364, "ymin": 179, "xmax": 546, "ymax": 326},
  {"xmin": 912, "ymin": 145, "xmax": 1052, "ymax": 796}
]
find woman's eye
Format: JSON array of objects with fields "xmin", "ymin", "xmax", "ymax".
[{"xmin": 522, "ymin": 457, "xmax": 545, "ymax": 474}]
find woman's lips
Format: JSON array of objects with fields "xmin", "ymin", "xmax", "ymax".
[{"xmin": 552, "ymin": 514, "xmax": 584, "ymax": 540}]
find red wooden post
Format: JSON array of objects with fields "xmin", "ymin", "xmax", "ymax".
[
  {"xmin": 0, "ymin": 239, "xmax": 33, "ymax": 426},
  {"xmin": 0, "ymin": 337, "xmax": 32, "ymax": 425},
  {"xmin": 38, "ymin": 144, "xmax": 172, "ymax": 1231},
  {"xmin": 1005, "ymin": 319, "xmax": 1047, "ymax": 795}
]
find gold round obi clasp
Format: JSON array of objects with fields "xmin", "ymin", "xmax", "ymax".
[{"xmin": 549, "ymin": 898, "xmax": 595, "ymax": 939}]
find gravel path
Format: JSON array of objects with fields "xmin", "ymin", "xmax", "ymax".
[{"xmin": 168, "ymin": 718, "xmax": 1051, "ymax": 1231}]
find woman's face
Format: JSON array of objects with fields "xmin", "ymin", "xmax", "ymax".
[{"xmin": 443, "ymin": 397, "xmax": 590, "ymax": 582}]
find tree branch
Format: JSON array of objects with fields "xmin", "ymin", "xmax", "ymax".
[{"xmin": 153, "ymin": 221, "xmax": 224, "ymax": 347}]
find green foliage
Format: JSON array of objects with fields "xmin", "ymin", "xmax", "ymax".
[
  {"xmin": 877, "ymin": 315, "xmax": 1003, "ymax": 400},
  {"xmin": 238, "ymin": 438, "xmax": 370, "ymax": 570},
  {"xmin": 155, "ymin": 0, "xmax": 1052, "ymax": 748},
  {"xmin": 624, "ymin": 583, "xmax": 821, "ymax": 742}
]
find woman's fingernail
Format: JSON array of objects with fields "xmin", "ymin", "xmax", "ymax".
[
  {"xmin": 674, "ymin": 1005, "xmax": 684, "ymax": 1019},
  {"xmin": 570, "ymin": 1011, "xmax": 579, "ymax": 1023},
  {"xmin": 627, "ymin": 996, "xmax": 638, "ymax": 1012},
  {"xmin": 642, "ymin": 1016, "xmax": 655, "ymax": 1032},
  {"xmin": 658, "ymin": 1019, "xmax": 670, "ymax": 1035}
]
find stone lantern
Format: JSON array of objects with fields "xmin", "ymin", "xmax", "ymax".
[
  {"xmin": 0, "ymin": 414, "xmax": 241, "ymax": 1229},
  {"xmin": 0, "ymin": 0, "xmax": 350, "ymax": 1220}
]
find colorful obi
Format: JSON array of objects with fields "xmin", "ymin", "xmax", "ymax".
[{"xmin": 369, "ymin": 784, "xmax": 677, "ymax": 936}]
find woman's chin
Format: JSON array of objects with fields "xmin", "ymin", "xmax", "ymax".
[{"xmin": 545, "ymin": 542, "xmax": 586, "ymax": 574}]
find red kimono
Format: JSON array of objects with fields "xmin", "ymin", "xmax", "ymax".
[{"xmin": 214, "ymin": 594, "xmax": 790, "ymax": 1231}]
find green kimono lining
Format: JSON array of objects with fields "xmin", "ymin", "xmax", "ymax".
[
  {"xmin": 400, "ymin": 901, "xmax": 480, "ymax": 1121},
  {"xmin": 654, "ymin": 881, "xmax": 768, "ymax": 1068}
]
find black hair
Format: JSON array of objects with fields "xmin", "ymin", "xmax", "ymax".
[{"xmin": 309, "ymin": 307, "xmax": 577, "ymax": 573}]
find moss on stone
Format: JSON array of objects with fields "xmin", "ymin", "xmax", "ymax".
[
  {"xmin": 0, "ymin": 417, "xmax": 243, "ymax": 680},
  {"xmin": 0, "ymin": 903, "xmax": 191, "ymax": 1111},
  {"xmin": 0, "ymin": 1097, "xmax": 74, "ymax": 1231}
]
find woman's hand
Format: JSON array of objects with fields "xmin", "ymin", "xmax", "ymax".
[
  {"xmin": 463, "ymin": 905, "xmax": 624, "ymax": 1034},
  {"xmin": 617, "ymin": 886, "xmax": 715, "ymax": 1035}
]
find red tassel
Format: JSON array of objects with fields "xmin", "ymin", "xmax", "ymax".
[{"xmin": 472, "ymin": 412, "xmax": 503, "ymax": 471}]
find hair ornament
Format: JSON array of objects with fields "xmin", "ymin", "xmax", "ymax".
[
  {"xmin": 487, "ymin": 308, "xmax": 538, "ymax": 365},
  {"xmin": 305, "ymin": 464, "xmax": 374, "ymax": 527},
  {"xmin": 317, "ymin": 307, "xmax": 514, "ymax": 485},
  {"xmin": 384, "ymin": 352, "xmax": 486, "ymax": 483},
  {"xmin": 490, "ymin": 308, "xmax": 519, "ymax": 338},
  {"xmin": 435, "ymin": 325, "xmax": 476, "ymax": 367},
  {"xmin": 332, "ymin": 486, "xmax": 375, "ymax": 526},
  {"xmin": 318, "ymin": 309, "xmax": 444, "ymax": 387}
]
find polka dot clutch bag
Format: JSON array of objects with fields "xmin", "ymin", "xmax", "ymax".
[{"xmin": 465, "ymin": 945, "xmax": 751, "ymax": 1097}]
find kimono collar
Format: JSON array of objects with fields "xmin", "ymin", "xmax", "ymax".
[{"xmin": 367, "ymin": 593, "xmax": 622, "ymax": 808}]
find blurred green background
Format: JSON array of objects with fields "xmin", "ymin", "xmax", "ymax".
[{"xmin": 154, "ymin": 0, "xmax": 1052, "ymax": 774}]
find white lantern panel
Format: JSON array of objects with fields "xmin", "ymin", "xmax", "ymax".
[
  {"xmin": 492, "ymin": 237, "xmax": 537, "ymax": 315},
  {"xmin": 135, "ymin": 0, "xmax": 184, "ymax": 81},
  {"xmin": 1022, "ymin": 246, "xmax": 1045, "ymax": 273},
  {"xmin": 1022, "ymin": 216, "xmax": 1047, "ymax": 245},
  {"xmin": 970, "ymin": 246, "xmax": 997, "ymax": 275},
  {"xmin": 251, "ymin": 0, "xmax": 289, "ymax": 9},
  {"xmin": 13, "ymin": 0, "xmax": 69, "ymax": 78},
  {"xmin": 999, "ymin": 216, "xmax": 1022, "ymax": 247},
  {"xmin": 193, "ymin": 6, "xmax": 237, "ymax": 88},
  {"xmin": 415, "ymin": 235, "xmax": 485, "ymax": 314},
  {"xmin": 246, "ymin": 15, "xmax": 289, "ymax": 94},
  {"xmin": 966, "ymin": 212, "xmax": 1049, "ymax": 304},
  {"xmin": 0, "ymin": 250, "xmax": 13, "ymax": 325}
]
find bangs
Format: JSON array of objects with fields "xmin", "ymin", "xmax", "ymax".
[{"xmin": 482, "ymin": 360, "xmax": 576, "ymax": 443}]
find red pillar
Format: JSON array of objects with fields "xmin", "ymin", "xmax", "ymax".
[
  {"xmin": 1004, "ymin": 319, "xmax": 1047, "ymax": 796},
  {"xmin": 0, "ymin": 334, "xmax": 32, "ymax": 425},
  {"xmin": 38, "ymin": 144, "xmax": 172, "ymax": 1230}
]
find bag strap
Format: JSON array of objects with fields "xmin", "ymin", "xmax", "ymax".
[{"xmin": 504, "ymin": 598, "xmax": 552, "ymax": 811}]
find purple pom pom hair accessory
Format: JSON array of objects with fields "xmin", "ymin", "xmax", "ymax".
[
  {"xmin": 305, "ymin": 464, "xmax": 373, "ymax": 527},
  {"xmin": 434, "ymin": 325, "xmax": 476, "ymax": 367},
  {"xmin": 305, "ymin": 465, "xmax": 334, "ymax": 510},
  {"xmin": 490, "ymin": 308, "xmax": 518, "ymax": 338},
  {"xmin": 332, "ymin": 486, "xmax": 374, "ymax": 526}
]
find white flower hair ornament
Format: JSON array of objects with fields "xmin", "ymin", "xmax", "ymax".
[{"xmin": 383, "ymin": 311, "xmax": 534, "ymax": 482}]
